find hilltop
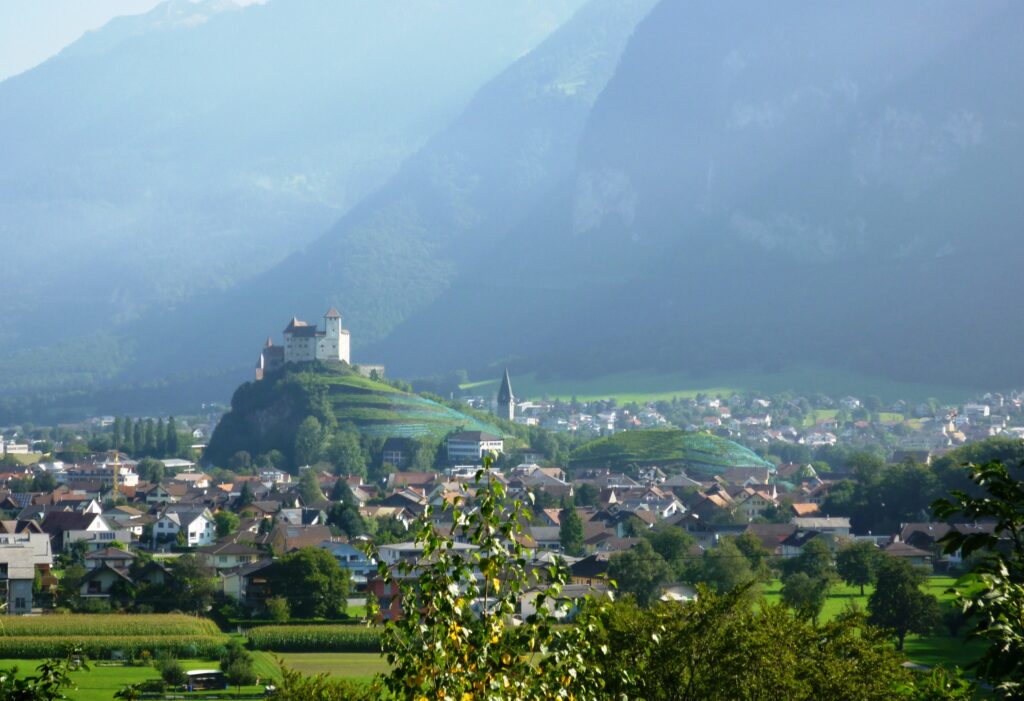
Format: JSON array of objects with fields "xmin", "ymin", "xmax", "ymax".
[
  {"xmin": 205, "ymin": 362, "xmax": 501, "ymax": 468},
  {"xmin": 569, "ymin": 428, "xmax": 775, "ymax": 476}
]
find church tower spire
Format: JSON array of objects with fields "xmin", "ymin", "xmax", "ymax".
[{"xmin": 497, "ymin": 369, "xmax": 515, "ymax": 422}]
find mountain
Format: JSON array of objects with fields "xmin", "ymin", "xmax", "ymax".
[
  {"xmin": 205, "ymin": 361, "xmax": 501, "ymax": 468},
  {"xmin": 0, "ymin": 0, "xmax": 584, "ymax": 363},
  {"xmin": 379, "ymin": 0, "xmax": 1024, "ymax": 389},
  {"xmin": 111, "ymin": 0, "xmax": 658, "ymax": 383}
]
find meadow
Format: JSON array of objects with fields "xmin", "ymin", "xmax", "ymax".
[{"xmin": 463, "ymin": 365, "xmax": 973, "ymax": 405}]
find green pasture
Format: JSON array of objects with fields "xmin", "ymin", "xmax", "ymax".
[
  {"xmin": 462, "ymin": 365, "xmax": 972, "ymax": 405},
  {"xmin": 0, "ymin": 652, "xmax": 388, "ymax": 701}
]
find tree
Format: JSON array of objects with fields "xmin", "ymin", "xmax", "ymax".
[
  {"xmin": 609, "ymin": 539, "xmax": 672, "ymax": 607},
  {"xmin": 155, "ymin": 418, "xmax": 166, "ymax": 457},
  {"xmin": 267, "ymin": 547, "xmax": 350, "ymax": 618},
  {"xmin": 294, "ymin": 416, "xmax": 326, "ymax": 467},
  {"xmin": 733, "ymin": 532, "xmax": 772, "ymax": 580},
  {"xmin": 328, "ymin": 502, "xmax": 367, "ymax": 538},
  {"xmin": 933, "ymin": 459, "xmax": 1024, "ymax": 695},
  {"xmin": 56, "ymin": 564, "xmax": 86, "ymax": 609},
  {"xmin": 214, "ymin": 511, "xmax": 240, "ymax": 538},
  {"xmin": 325, "ymin": 430, "xmax": 367, "ymax": 478},
  {"xmin": 781, "ymin": 572, "xmax": 829, "ymax": 621},
  {"xmin": 782, "ymin": 537, "xmax": 836, "ymax": 584},
  {"xmin": 133, "ymin": 421, "xmax": 144, "ymax": 457},
  {"xmin": 220, "ymin": 640, "xmax": 256, "ymax": 696},
  {"xmin": 266, "ymin": 596, "xmax": 291, "ymax": 623},
  {"xmin": 122, "ymin": 416, "xmax": 135, "ymax": 454},
  {"xmin": 136, "ymin": 457, "xmax": 165, "ymax": 484},
  {"xmin": 867, "ymin": 556, "xmax": 940, "ymax": 650},
  {"xmin": 371, "ymin": 453, "xmax": 614, "ymax": 700},
  {"xmin": 836, "ymin": 541, "xmax": 881, "ymax": 595},
  {"xmin": 143, "ymin": 420, "xmax": 157, "ymax": 456},
  {"xmin": 597, "ymin": 589, "xmax": 916, "ymax": 701},
  {"xmin": 297, "ymin": 469, "xmax": 324, "ymax": 505},
  {"xmin": 169, "ymin": 554, "xmax": 216, "ymax": 614},
  {"xmin": 237, "ymin": 481, "xmax": 255, "ymax": 508},
  {"xmin": 644, "ymin": 524, "xmax": 696, "ymax": 580},
  {"xmin": 155, "ymin": 654, "xmax": 186, "ymax": 688},
  {"xmin": 228, "ymin": 451, "xmax": 252, "ymax": 472},
  {"xmin": 699, "ymin": 538, "xmax": 756, "ymax": 595},
  {"xmin": 575, "ymin": 482, "xmax": 599, "ymax": 507},
  {"xmin": 559, "ymin": 504, "xmax": 585, "ymax": 557},
  {"xmin": 166, "ymin": 416, "xmax": 180, "ymax": 456}
]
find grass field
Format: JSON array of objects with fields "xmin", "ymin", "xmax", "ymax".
[
  {"xmin": 0, "ymin": 652, "xmax": 388, "ymax": 701},
  {"xmin": 462, "ymin": 366, "xmax": 973, "ymax": 405},
  {"xmin": 760, "ymin": 576, "xmax": 984, "ymax": 669}
]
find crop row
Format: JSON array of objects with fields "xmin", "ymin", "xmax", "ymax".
[
  {"xmin": 0, "ymin": 635, "xmax": 229, "ymax": 660},
  {"xmin": 0, "ymin": 614, "xmax": 220, "ymax": 637},
  {"xmin": 247, "ymin": 625, "xmax": 381, "ymax": 652}
]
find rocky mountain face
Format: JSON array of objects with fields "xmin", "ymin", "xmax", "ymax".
[{"xmin": 377, "ymin": 0, "xmax": 1024, "ymax": 388}]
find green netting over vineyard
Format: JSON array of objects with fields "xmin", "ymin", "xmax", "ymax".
[{"xmin": 569, "ymin": 428, "xmax": 774, "ymax": 475}]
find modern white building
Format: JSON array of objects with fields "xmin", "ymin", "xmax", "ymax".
[{"xmin": 446, "ymin": 431, "xmax": 504, "ymax": 464}]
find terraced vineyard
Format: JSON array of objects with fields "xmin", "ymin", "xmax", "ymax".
[
  {"xmin": 207, "ymin": 362, "xmax": 502, "ymax": 463},
  {"xmin": 324, "ymin": 369, "xmax": 500, "ymax": 439},
  {"xmin": 569, "ymin": 428, "xmax": 775, "ymax": 475}
]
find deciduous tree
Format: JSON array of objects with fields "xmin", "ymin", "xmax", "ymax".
[{"xmin": 867, "ymin": 556, "xmax": 940, "ymax": 650}]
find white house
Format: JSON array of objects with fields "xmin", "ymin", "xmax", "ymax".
[{"xmin": 153, "ymin": 507, "xmax": 216, "ymax": 547}]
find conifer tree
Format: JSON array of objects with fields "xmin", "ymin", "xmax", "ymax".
[
  {"xmin": 112, "ymin": 417, "xmax": 122, "ymax": 451},
  {"xmin": 133, "ymin": 421, "xmax": 144, "ymax": 456},
  {"xmin": 166, "ymin": 416, "xmax": 180, "ymax": 456},
  {"xmin": 144, "ymin": 420, "xmax": 157, "ymax": 456},
  {"xmin": 122, "ymin": 417, "xmax": 135, "ymax": 454},
  {"xmin": 560, "ymin": 503, "xmax": 585, "ymax": 557},
  {"xmin": 156, "ymin": 418, "xmax": 166, "ymax": 456}
]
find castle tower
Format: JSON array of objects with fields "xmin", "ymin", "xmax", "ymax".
[
  {"xmin": 497, "ymin": 369, "xmax": 515, "ymax": 421},
  {"xmin": 320, "ymin": 306, "xmax": 350, "ymax": 363}
]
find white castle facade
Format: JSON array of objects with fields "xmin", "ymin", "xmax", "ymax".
[{"xmin": 256, "ymin": 307, "xmax": 351, "ymax": 380}]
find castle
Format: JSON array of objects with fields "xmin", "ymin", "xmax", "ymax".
[{"xmin": 256, "ymin": 307, "xmax": 351, "ymax": 380}]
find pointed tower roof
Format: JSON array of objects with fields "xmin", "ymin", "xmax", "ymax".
[
  {"xmin": 325, "ymin": 306, "xmax": 341, "ymax": 319},
  {"xmin": 498, "ymin": 369, "xmax": 514, "ymax": 403},
  {"xmin": 264, "ymin": 337, "xmax": 274, "ymax": 348}
]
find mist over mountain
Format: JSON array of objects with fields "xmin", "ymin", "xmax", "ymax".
[
  {"xmin": 0, "ymin": 0, "xmax": 583, "ymax": 349},
  {"xmin": 3, "ymin": 0, "xmax": 1023, "ymax": 419},
  {"xmin": 379, "ymin": 0, "xmax": 1024, "ymax": 388},
  {"xmin": 115, "ymin": 0, "xmax": 658, "ymax": 381}
]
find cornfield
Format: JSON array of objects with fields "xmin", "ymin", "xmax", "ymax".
[{"xmin": 247, "ymin": 625, "xmax": 381, "ymax": 652}]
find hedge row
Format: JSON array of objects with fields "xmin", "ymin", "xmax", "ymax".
[
  {"xmin": 247, "ymin": 625, "xmax": 381, "ymax": 652},
  {"xmin": 0, "ymin": 614, "xmax": 220, "ymax": 637},
  {"xmin": 0, "ymin": 635, "xmax": 229, "ymax": 660}
]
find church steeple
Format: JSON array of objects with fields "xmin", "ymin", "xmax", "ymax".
[{"xmin": 497, "ymin": 369, "xmax": 515, "ymax": 421}]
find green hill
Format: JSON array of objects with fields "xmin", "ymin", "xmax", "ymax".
[
  {"xmin": 205, "ymin": 362, "xmax": 500, "ymax": 467},
  {"xmin": 569, "ymin": 428, "xmax": 775, "ymax": 476}
]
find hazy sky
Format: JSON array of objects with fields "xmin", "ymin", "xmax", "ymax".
[{"xmin": 0, "ymin": 0, "xmax": 166, "ymax": 81}]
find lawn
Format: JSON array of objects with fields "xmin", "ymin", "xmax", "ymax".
[
  {"xmin": 461, "ymin": 365, "xmax": 972, "ymax": 405},
  {"xmin": 760, "ymin": 576, "xmax": 981, "ymax": 669},
  {"xmin": 0, "ymin": 653, "xmax": 388, "ymax": 701},
  {"xmin": 252, "ymin": 651, "xmax": 388, "ymax": 681}
]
